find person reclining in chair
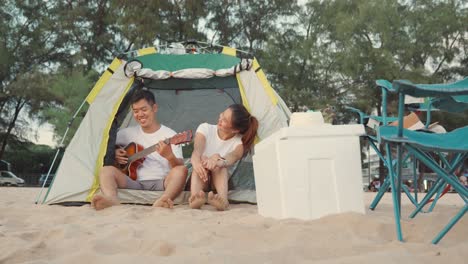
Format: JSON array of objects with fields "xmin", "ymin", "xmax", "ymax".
[
  {"xmin": 91, "ymin": 89, "xmax": 188, "ymax": 210},
  {"xmin": 189, "ymin": 104, "xmax": 258, "ymax": 211}
]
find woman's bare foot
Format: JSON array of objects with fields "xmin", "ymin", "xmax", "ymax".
[
  {"xmin": 189, "ymin": 190, "xmax": 206, "ymax": 209},
  {"xmin": 153, "ymin": 195, "xmax": 174, "ymax": 208},
  {"xmin": 91, "ymin": 194, "xmax": 120, "ymax": 210},
  {"xmin": 207, "ymin": 191, "xmax": 229, "ymax": 211}
]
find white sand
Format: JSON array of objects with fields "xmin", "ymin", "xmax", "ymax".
[{"xmin": 0, "ymin": 187, "xmax": 466, "ymax": 264}]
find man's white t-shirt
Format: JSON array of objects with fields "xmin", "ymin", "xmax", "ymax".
[
  {"xmin": 196, "ymin": 123, "xmax": 242, "ymax": 175},
  {"xmin": 116, "ymin": 125, "xmax": 183, "ymax": 181}
]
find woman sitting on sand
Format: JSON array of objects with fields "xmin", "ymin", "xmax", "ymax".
[{"xmin": 189, "ymin": 104, "xmax": 258, "ymax": 211}]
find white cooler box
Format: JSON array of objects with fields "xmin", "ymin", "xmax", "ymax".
[{"xmin": 253, "ymin": 124, "xmax": 365, "ymax": 220}]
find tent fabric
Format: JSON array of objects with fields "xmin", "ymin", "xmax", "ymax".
[
  {"xmin": 252, "ymin": 58, "xmax": 278, "ymax": 105},
  {"xmin": 42, "ymin": 48, "xmax": 290, "ymax": 205},
  {"xmin": 272, "ymin": 88, "xmax": 293, "ymax": 120},
  {"xmin": 125, "ymin": 88, "xmax": 243, "ymax": 135},
  {"xmin": 136, "ymin": 54, "xmax": 241, "ymax": 71},
  {"xmin": 222, "ymin": 46, "xmax": 237, "ymax": 56},
  {"xmin": 45, "ymin": 63, "xmax": 133, "ymax": 204},
  {"xmin": 136, "ymin": 47, "xmax": 157, "ymax": 56},
  {"xmin": 128, "ymin": 58, "xmax": 253, "ymax": 79},
  {"xmin": 238, "ymin": 70, "xmax": 289, "ymax": 139},
  {"xmin": 86, "ymin": 78, "xmax": 136, "ymax": 202},
  {"xmin": 86, "ymin": 58, "xmax": 123, "ymax": 104},
  {"xmin": 143, "ymin": 76, "xmax": 239, "ymax": 90}
]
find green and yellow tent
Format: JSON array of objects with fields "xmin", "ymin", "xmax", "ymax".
[{"xmin": 39, "ymin": 43, "xmax": 291, "ymax": 205}]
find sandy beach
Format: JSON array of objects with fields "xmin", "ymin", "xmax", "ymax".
[{"xmin": 0, "ymin": 187, "xmax": 466, "ymax": 264}]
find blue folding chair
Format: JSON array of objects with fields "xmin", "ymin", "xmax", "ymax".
[
  {"xmin": 405, "ymin": 95, "xmax": 468, "ymax": 213},
  {"xmin": 365, "ymin": 83, "xmax": 458, "ymax": 212},
  {"xmin": 376, "ymin": 78, "xmax": 468, "ymax": 244},
  {"xmin": 345, "ymin": 105, "xmax": 418, "ymax": 210}
]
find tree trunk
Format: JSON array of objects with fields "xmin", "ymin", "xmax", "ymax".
[{"xmin": 0, "ymin": 98, "xmax": 25, "ymax": 160}]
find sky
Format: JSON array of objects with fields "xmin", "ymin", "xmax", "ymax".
[
  {"xmin": 36, "ymin": 125, "xmax": 55, "ymax": 146},
  {"xmin": 31, "ymin": 122, "xmax": 56, "ymax": 147}
]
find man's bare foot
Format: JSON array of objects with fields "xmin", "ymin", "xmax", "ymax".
[
  {"xmin": 153, "ymin": 195, "xmax": 174, "ymax": 208},
  {"xmin": 91, "ymin": 194, "xmax": 120, "ymax": 210},
  {"xmin": 207, "ymin": 191, "xmax": 229, "ymax": 211},
  {"xmin": 189, "ymin": 190, "xmax": 206, "ymax": 209}
]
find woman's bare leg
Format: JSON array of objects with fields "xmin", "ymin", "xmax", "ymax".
[
  {"xmin": 189, "ymin": 169, "xmax": 208, "ymax": 209},
  {"xmin": 208, "ymin": 167, "xmax": 229, "ymax": 211}
]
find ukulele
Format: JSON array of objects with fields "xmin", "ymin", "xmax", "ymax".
[{"xmin": 116, "ymin": 130, "xmax": 192, "ymax": 180}]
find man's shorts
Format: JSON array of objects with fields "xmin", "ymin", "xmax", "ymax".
[{"xmin": 125, "ymin": 178, "xmax": 165, "ymax": 191}]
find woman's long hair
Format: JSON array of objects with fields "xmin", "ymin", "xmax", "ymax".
[{"xmin": 229, "ymin": 104, "xmax": 259, "ymax": 154}]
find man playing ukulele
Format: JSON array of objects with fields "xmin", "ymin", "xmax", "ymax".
[{"xmin": 91, "ymin": 89, "xmax": 188, "ymax": 210}]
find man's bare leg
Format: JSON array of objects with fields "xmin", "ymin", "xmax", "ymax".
[
  {"xmin": 189, "ymin": 190, "xmax": 206, "ymax": 209},
  {"xmin": 153, "ymin": 165, "xmax": 188, "ymax": 208},
  {"xmin": 189, "ymin": 169, "xmax": 208, "ymax": 209},
  {"xmin": 91, "ymin": 166, "xmax": 128, "ymax": 210},
  {"xmin": 208, "ymin": 167, "xmax": 229, "ymax": 211}
]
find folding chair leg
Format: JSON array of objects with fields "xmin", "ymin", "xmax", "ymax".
[
  {"xmin": 402, "ymin": 184, "xmax": 417, "ymax": 206},
  {"xmin": 432, "ymin": 205, "xmax": 468, "ymax": 244},
  {"xmin": 389, "ymin": 171, "xmax": 403, "ymax": 241},
  {"xmin": 368, "ymin": 140, "xmax": 392, "ymax": 211},
  {"xmin": 369, "ymin": 150, "xmax": 411, "ymax": 211},
  {"xmin": 427, "ymin": 184, "xmax": 450, "ymax": 213},
  {"xmin": 386, "ymin": 144, "xmax": 403, "ymax": 241},
  {"xmin": 369, "ymin": 177, "xmax": 391, "ymax": 210},
  {"xmin": 412, "ymin": 155, "xmax": 418, "ymax": 204},
  {"xmin": 409, "ymin": 178, "xmax": 445, "ymax": 218}
]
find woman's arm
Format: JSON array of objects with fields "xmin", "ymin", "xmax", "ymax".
[
  {"xmin": 221, "ymin": 144, "xmax": 244, "ymax": 167},
  {"xmin": 204, "ymin": 144, "xmax": 244, "ymax": 170}
]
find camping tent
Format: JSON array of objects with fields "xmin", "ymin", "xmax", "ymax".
[{"xmin": 39, "ymin": 43, "xmax": 291, "ymax": 205}]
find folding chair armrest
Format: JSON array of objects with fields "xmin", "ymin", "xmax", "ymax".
[
  {"xmin": 393, "ymin": 78, "xmax": 468, "ymax": 97},
  {"xmin": 344, "ymin": 106, "xmax": 367, "ymax": 124},
  {"xmin": 375, "ymin": 79, "xmax": 394, "ymax": 125},
  {"xmin": 376, "ymin": 79, "xmax": 395, "ymax": 92}
]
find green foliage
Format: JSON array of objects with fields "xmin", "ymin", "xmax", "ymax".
[
  {"xmin": 207, "ymin": 0, "xmax": 298, "ymax": 52},
  {"xmin": 3, "ymin": 135, "xmax": 59, "ymax": 174},
  {"xmin": 0, "ymin": 0, "xmax": 73, "ymax": 159},
  {"xmin": 262, "ymin": 0, "xmax": 468, "ymax": 124},
  {"xmin": 51, "ymin": 0, "xmax": 121, "ymax": 71},
  {"xmin": 39, "ymin": 69, "xmax": 97, "ymax": 145},
  {"xmin": 110, "ymin": 0, "xmax": 208, "ymax": 49}
]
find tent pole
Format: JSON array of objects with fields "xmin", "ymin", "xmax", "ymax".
[{"xmin": 35, "ymin": 98, "xmax": 88, "ymax": 204}]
